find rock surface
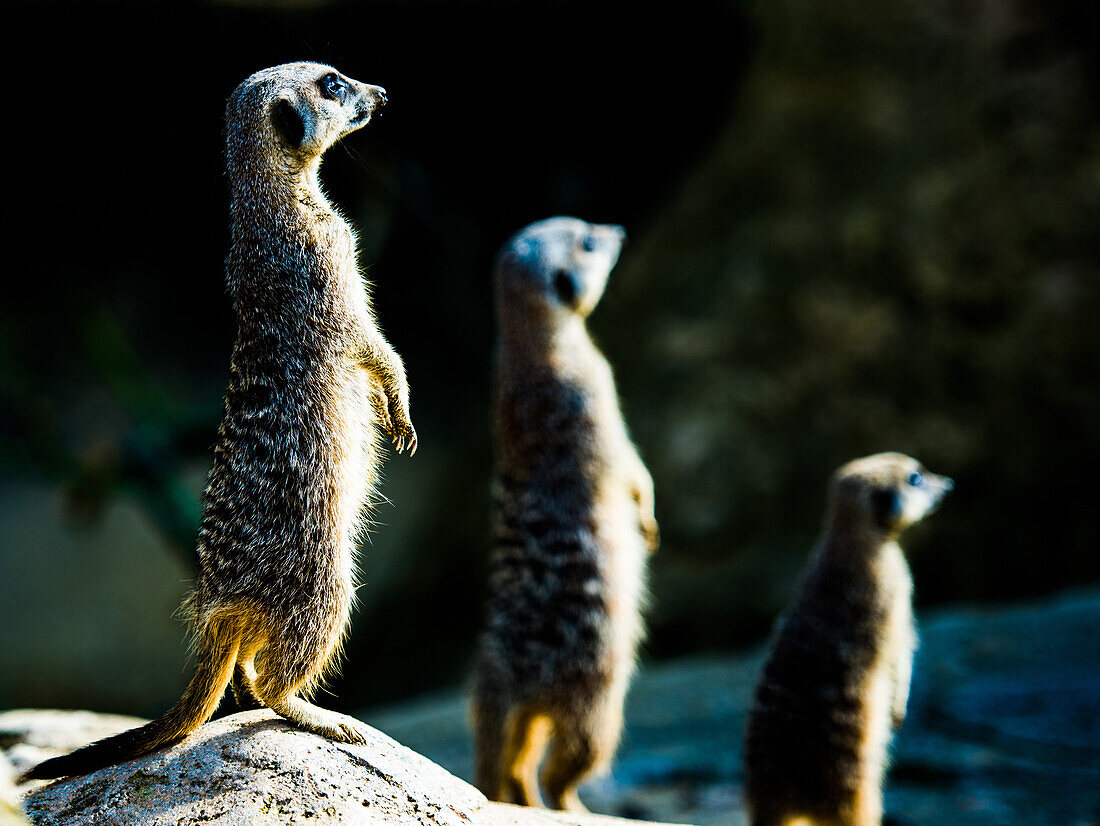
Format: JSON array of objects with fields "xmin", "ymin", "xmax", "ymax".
[
  {"xmin": 0, "ymin": 710, "xmax": 149, "ymax": 779},
  {"xmin": 365, "ymin": 590, "xmax": 1100, "ymax": 825},
  {"xmin": 6, "ymin": 710, "xmax": 678, "ymax": 826},
  {"xmin": 7, "ymin": 591, "xmax": 1099, "ymax": 825},
  {"xmin": 0, "ymin": 750, "xmax": 29, "ymax": 826}
]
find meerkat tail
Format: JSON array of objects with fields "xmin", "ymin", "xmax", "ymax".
[{"xmin": 20, "ymin": 619, "xmax": 242, "ymax": 781}]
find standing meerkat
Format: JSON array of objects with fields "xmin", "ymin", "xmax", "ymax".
[
  {"xmin": 472, "ymin": 217, "xmax": 659, "ymax": 812},
  {"xmin": 743, "ymin": 452, "xmax": 953, "ymax": 826},
  {"xmin": 23, "ymin": 62, "xmax": 415, "ymax": 781}
]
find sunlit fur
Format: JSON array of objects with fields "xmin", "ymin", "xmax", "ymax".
[
  {"xmin": 22, "ymin": 62, "xmax": 415, "ymax": 782},
  {"xmin": 744, "ymin": 453, "xmax": 953, "ymax": 826},
  {"xmin": 472, "ymin": 217, "xmax": 659, "ymax": 812}
]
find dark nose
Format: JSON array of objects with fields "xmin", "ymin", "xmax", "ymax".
[{"xmin": 366, "ymin": 85, "xmax": 387, "ymax": 107}]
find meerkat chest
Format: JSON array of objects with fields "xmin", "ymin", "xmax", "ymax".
[
  {"xmin": 561, "ymin": 352, "xmax": 624, "ymax": 441},
  {"xmin": 322, "ymin": 366, "xmax": 376, "ymax": 555},
  {"xmin": 306, "ymin": 208, "xmax": 358, "ymax": 284},
  {"xmin": 328, "ymin": 220, "xmax": 358, "ymax": 273},
  {"xmin": 874, "ymin": 543, "xmax": 916, "ymax": 652}
]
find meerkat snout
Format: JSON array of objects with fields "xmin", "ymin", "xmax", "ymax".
[
  {"xmin": 355, "ymin": 85, "xmax": 387, "ymax": 117},
  {"xmin": 604, "ymin": 225, "xmax": 627, "ymax": 245}
]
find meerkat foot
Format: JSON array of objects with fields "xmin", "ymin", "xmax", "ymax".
[
  {"xmin": 549, "ymin": 790, "xmax": 588, "ymax": 814},
  {"xmin": 270, "ymin": 696, "xmax": 370, "ymax": 745},
  {"xmin": 541, "ymin": 735, "xmax": 597, "ymax": 813}
]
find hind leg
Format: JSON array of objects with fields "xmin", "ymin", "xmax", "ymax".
[
  {"xmin": 231, "ymin": 659, "xmax": 262, "ymax": 710},
  {"xmin": 540, "ymin": 722, "xmax": 596, "ymax": 812},
  {"xmin": 262, "ymin": 692, "xmax": 370, "ymax": 744},
  {"xmin": 229, "ymin": 631, "xmax": 265, "ymax": 710},
  {"xmin": 845, "ymin": 783, "xmax": 884, "ymax": 826},
  {"xmin": 472, "ymin": 698, "xmax": 548, "ymax": 805},
  {"xmin": 251, "ymin": 618, "xmax": 369, "ymax": 745},
  {"xmin": 541, "ymin": 689, "xmax": 625, "ymax": 813},
  {"xmin": 500, "ymin": 709, "xmax": 550, "ymax": 807}
]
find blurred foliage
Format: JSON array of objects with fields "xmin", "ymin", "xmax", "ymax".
[
  {"xmin": 1, "ymin": 0, "xmax": 1097, "ymax": 715},
  {"xmin": 606, "ymin": 0, "xmax": 1100, "ymax": 649}
]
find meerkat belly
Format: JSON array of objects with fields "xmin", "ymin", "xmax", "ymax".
[
  {"xmin": 857, "ymin": 647, "xmax": 897, "ymax": 780},
  {"xmin": 856, "ymin": 560, "xmax": 912, "ymax": 784},
  {"xmin": 592, "ymin": 480, "xmax": 647, "ymax": 662},
  {"xmin": 324, "ymin": 361, "xmax": 379, "ymax": 558}
]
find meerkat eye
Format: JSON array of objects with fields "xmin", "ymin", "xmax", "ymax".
[
  {"xmin": 319, "ymin": 73, "xmax": 349, "ymax": 102},
  {"xmin": 907, "ymin": 471, "xmax": 924, "ymax": 487},
  {"xmin": 580, "ymin": 234, "xmax": 598, "ymax": 252}
]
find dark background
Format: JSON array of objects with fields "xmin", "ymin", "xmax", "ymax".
[{"xmin": 1, "ymin": 0, "xmax": 1097, "ymax": 719}]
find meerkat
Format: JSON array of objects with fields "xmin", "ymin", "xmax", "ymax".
[
  {"xmin": 743, "ymin": 452, "xmax": 953, "ymax": 826},
  {"xmin": 22, "ymin": 62, "xmax": 415, "ymax": 782},
  {"xmin": 471, "ymin": 217, "xmax": 659, "ymax": 812}
]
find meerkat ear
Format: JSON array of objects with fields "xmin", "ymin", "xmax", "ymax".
[
  {"xmin": 553, "ymin": 268, "xmax": 581, "ymax": 306},
  {"xmin": 871, "ymin": 487, "xmax": 903, "ymax": 527},
  {"xmin": 272, "ymin": 95, "xmax": 306, "ymax": 148}
]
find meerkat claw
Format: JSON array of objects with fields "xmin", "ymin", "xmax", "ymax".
[
  {"xmin": 385, "ymin": 412, "xmax": 416, "ymax": 455},
  {"xmin": 392, "ymin": 426, "xmax": 417, "ymax": 455},
  {"xmin": 337, "ymin": 722, "xmax": 369, "ymax": 745}
]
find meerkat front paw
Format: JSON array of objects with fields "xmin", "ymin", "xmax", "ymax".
[
  {"xmin": 641, "ymin": 515, "xmax": 660, "ymax": 553},
  {"xmin": 384, "ymin": 393, "xmax": 417, "ymax": 455},
  {"xmin": 892, "ymin": 697, "xmax": 909, "ymax": 730},
  {"xmin": 371, "ymin": 383, "xmax": 418, "ymax": 455},
  {"xmin": 631, "ymin": 478, "xmax": 659, "ymax": 552}
]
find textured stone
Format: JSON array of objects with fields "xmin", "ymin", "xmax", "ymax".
[
  {"xmin": 11, "ymin": 710, "xmax": 678, "ymax": 826},
  {"xmin": 366, "ymin": 590, "xmax": 1100, "ymax": 825},
  {"xmin": 0, "ymin": 710, "xmax": 147, "ymax": 778},
  {"xmin": 0, "ymin": 750, "xmax": 28, "ymax": 826}
]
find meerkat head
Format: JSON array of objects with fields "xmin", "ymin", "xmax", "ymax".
[
  {"xmin": 228, "ymin": 62, "xmax": 386, "ymax": 167},
  {"xmin": 494, "ymin": 217, "xmax": 627, "ymax": 324},
  {"xmin": 829, "ymin": 452, "xmax": 953, "ymax": 539}
]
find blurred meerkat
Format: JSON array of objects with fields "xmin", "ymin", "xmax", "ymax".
[
  {"xmin": 472, "ymin": 217, "xmax": 659, "ymax": 812},
  {"xmin": 743, "ymin": 452, "xmax": 953, "ymax": 826},
  {"xmin": 23, "ymin": 62, "xmax": 415, "ymax": 781}
]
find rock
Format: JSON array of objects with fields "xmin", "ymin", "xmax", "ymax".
[
  {"xmin": 0, "ymin": 750, "xmax": 29, "ymax": 826},
  {"xmin": 0, "ymin": 800, "xmax": 29, "ymax": 826},
  {"xmin": 0, "ymin": 710, "xmax": 147, "ymax": 778},
  {"xmin": 11, "ymin": 592, "xmax": 1098, "ymax": 825},
  {"xmin": 365, "ymin": 590, "xmax": 1100, "ymax": 825},
  {"xmin": 8, "ymin": 710, "xmax": 682, "ymax": 826}
]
